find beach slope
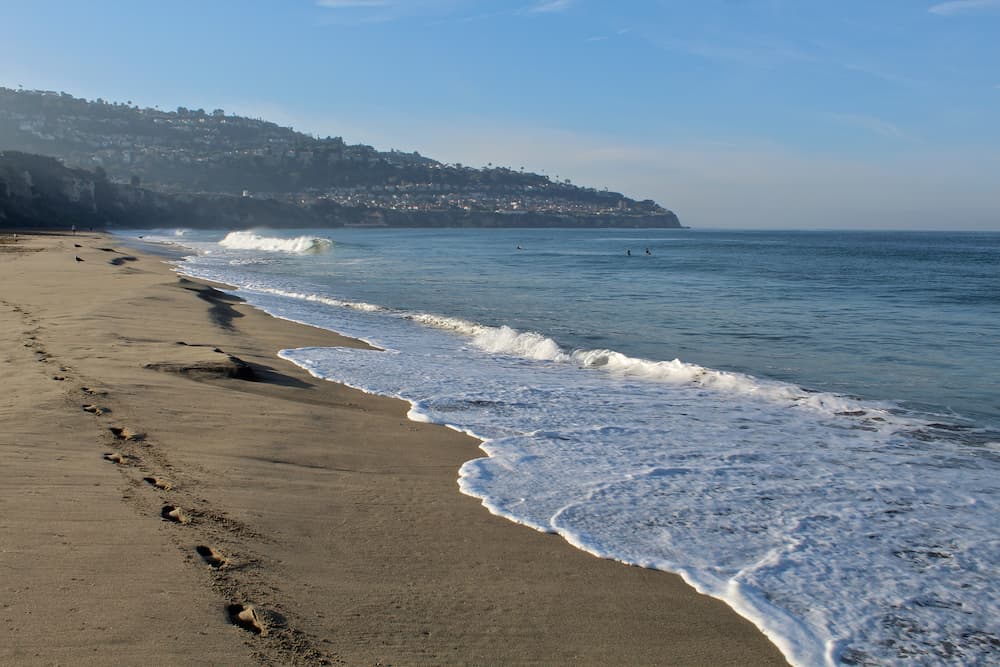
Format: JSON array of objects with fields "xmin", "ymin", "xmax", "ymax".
[{"xmin": 0, "ymin": 231, "xmax": 788, "ymax": 665}]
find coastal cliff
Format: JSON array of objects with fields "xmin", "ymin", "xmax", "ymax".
[
  {"xmin": 0, "ymin": 150, "xmax": 680, "ymax": 230},
  {"xmin": 0, "ymin": 87, "xmax": 682, "ymax": 229}
]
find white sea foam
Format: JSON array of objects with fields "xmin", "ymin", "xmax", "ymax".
[
  {"xmin": 409, "ymin": 313, "xmax": 896, "ymax": 423},
  {"xmin": 162, "ymin": 242, "xmax": 1000, "ymax": 667},
  {"xmin": 279, "ymin": 337, "xmax": 999, "ymax": 667},
  {"xmin": 243, "ymin": 285, "xmax": 385, "ymax": 313},
  {"xmin": 218, "ymin": 230, "xmax": 332, "ymax": 254},
  {"xmin": 259, "ymin": 298, "xmax": 887, "ymax": 422}
]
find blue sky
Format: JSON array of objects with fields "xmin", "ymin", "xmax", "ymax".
[{"xmin": 2, "ymin": 0, "xmax": 998, "ymax": 228}]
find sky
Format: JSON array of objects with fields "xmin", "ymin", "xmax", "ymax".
[{"xmin": 1, "ymin": 0, "xmax": 998, "ymax": 229}]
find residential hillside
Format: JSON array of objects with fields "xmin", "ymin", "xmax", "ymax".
[{"xmin": 0, "ymin": 87, "xmax": 682, "ymax": 228}]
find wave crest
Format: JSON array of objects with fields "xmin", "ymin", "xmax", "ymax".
[
  {"xmin": 246, "ymin": 285, "xmax": 384, "ymax": 312},
  {"xmin": 219, "ymin": 231, "xmax": 333, "ymax": 254},
  {"xmin": 239, "ymin": 288, "xmax": 894, "ymax": 423},
  {"xmin": 409, "ymin": 313, "xmax": 889, "ymax": 419},
  {"xmin": 408, "ymin": 314, "xmax": 566, "ymax": 360}
]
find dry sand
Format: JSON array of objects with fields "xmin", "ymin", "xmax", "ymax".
[{"xmin": 0, "ymin": 231, "xmax": 789, "ymax": 666}]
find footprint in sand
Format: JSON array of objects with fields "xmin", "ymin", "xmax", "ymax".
[
  {"xmin": 82, "ymin": 404, "xmax": 108, "ymax": 415},
  {"xmin": 109, "ymin": 426, "xmax": 144, "ymax": 441},
  {"xmin": 226, "ymin": 604, "xmax": 265, "ymax": 635},
  {"xmin": 160, "ymin": 505, "xmax": 189, "ymax": 524},
  {"xmin": 103, "ymin": 452, "xmax": 129, "ymax": 465},
  {"xmin": 52, "ymin": 376, "xmax": 66, "ymax": 381},
  {"xmin": 142, "ymin": 476, "xmax": 172, "ymax": 491},
  {"xmin": 196, "ymin": 545, "xmax": 229, "ymax": 569}
]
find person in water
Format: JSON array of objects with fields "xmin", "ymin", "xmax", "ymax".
[
  {"xmin": 627, "ymin": 248, "xmax": 631, "ymax": 256},
  {"xmin": 645, "ymin": 247, "xmax": 651, "ymax": 255}
]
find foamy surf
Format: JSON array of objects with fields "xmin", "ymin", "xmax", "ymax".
[
  {"xmin": 134, "ymin": 227, "xmax": 1000, "ymax": 667},
  {"xmin": 277, "ymin": 332, "xmax": 999, "ymax": 667},
  {"xmin": 409, "ymin": 312, "xmax": 898, "ymax": 425},
  {"xmin": 218, "ymin": 230, "xmax": 333, "ymax": 254},
  {"xmin": 264, "ymin": 297, "xmax": 998, "ymax": 667},
  {"xmin": 243, "ymin": 285, "xmax": 385, "ymax": 313},
  {"xmin": 238, "ymin": 293, "xmax": 894, "ymax": 424}
]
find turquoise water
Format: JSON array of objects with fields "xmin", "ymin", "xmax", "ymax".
[{"xmin": 135, "ymin": 227, "xmax": 1000, "ymax": 666}]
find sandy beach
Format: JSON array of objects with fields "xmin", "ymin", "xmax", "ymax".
[{"xmin": 0, "ymin": 231, "xmax": 788, "ymax": 666}]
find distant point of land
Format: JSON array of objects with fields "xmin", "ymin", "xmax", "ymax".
[{"xmin": 0, "ymin": 87, "xmax": 681, "ymax": 230}]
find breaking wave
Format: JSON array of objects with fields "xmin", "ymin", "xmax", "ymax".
[
  {"xmin": 406, "ymin": 312, "xmax": 899, "ymax": 421},
  {"xmin": 231, "ymin": 294, "xmax": 900, "ymax": 426},
  {"xmin": 245, "ymin": 285, "xmax": 385, "ymax": 313},
  {"xmin": 219, "ymin": 231, "xmax": 333, "ymax": 254}
]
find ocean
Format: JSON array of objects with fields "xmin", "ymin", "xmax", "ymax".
[{"xmin": 129, "ymin": 227, "xmax": 1000, "ymax": 667}]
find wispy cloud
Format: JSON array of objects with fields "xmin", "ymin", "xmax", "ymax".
[
  {"xmin": 314, "ymin": 0, "xmax": 400, "ymax": 24},
  {"xmin": 316, "ymin": 0, "xmax": 392, "ymax": 7},
  {"xmin": 528, "ymin": 0, "xmax": 573, "ymax": 13},
  {"xmin": 315, "ymin": 0, "xmax": 456, "ymax": 25},
  {"xmin": 928, "ymin": 0, "xmax": 1000, "ymax": 15},
  {"xmin": 824, "ymin": 112, "xmax": 908, "ymax": 139},
  {"xmin": 656, "ymin": 35, "xmax": 815, "ymax": 68},
  {"xmin": 840, "ymin": 60, "xmax": 923, "ymax": 89},
  {"xmin": 318, "ymin": 1, "xmax": 566, "ymax": 25}
]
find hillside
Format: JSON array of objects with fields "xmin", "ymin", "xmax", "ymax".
[
  {"xmin": 0, "ymin": 150, "xmax": 318, "ymax": 231},
  {"xmin": 0, "ymin": 87, "xmax": 681, "ymax": 229}
]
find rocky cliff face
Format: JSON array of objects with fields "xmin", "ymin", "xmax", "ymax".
[{"xmin": 0, "ymin": 152, "xmax": 102, "ymax": 228}]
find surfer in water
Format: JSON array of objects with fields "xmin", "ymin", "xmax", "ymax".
[{"xmin": 627, "ymin": 248, "xmax": 631, "ymax": 256}]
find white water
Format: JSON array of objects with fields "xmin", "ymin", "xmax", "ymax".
[
  {"xmin": 409, "ymin": 312, "xmax": 905, "ymax": 416},
  {"xmin": 263, "ymin": 292, "xmax": 999, "ymax": 667},
  {"xmin": 218, "ymin": 230, "xmax": 332, "ymax": 254},
  {"xmin": 126, "ymin": 228, "xmax": 1000, "ymax": 666}
]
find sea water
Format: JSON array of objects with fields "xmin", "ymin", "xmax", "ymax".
[{"xmin": 129, "ymin": 227, "xmax": 1000, "ymax": 666}]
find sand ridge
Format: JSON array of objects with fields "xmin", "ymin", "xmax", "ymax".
[{"xmin": 0, "ymin": 231, "xmax": 789, "ymax": 666}]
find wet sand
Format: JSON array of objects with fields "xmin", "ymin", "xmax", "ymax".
[{"xmin": 0, "ymin": 231, "xmax": 789, "ymax": 665}]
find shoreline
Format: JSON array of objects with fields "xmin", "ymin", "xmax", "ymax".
[{"xmin": 1, "ymin": 230, "xmax": 788, "ymax": 665}]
